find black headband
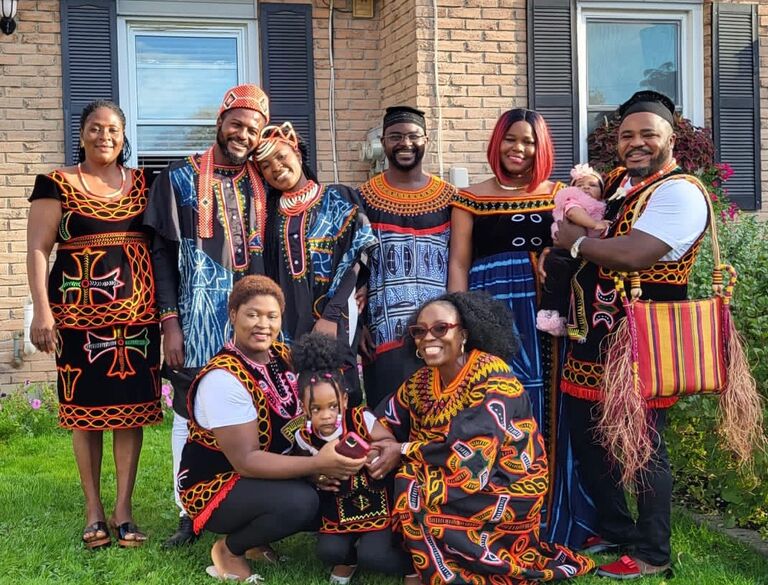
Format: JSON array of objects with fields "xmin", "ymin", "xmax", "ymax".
[
  {"xmin": 618, "ymin": 90, "xmax": 675, "ymax": 126},
  {"xmin": 383, "ymin": 106, "xmax": 426, "ymax": 132}
]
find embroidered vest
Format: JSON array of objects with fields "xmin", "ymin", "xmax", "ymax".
[
  {"xmin": 178, "ymin": 343, "xmax": 302, "ymax": 533},
  {"xmin": 296, "ymin": 405, "xmax": 391, "ymax": 534},
  {"xmin": 561, "ymin": 167, "xmax": 708, "ymax": 407}
]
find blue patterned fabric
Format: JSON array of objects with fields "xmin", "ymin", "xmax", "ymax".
[{"xmin": 177, "ymin": 238, "xmax": 233, "ymax": 368}]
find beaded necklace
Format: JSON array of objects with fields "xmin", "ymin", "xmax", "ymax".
[
  {"xmin": 494, "ymin": 177, "xmax": 527, "ymax": 192},
  {"xmin": 279, "ymin": 180, "xmax": 322, "ymax": 216},
  {"xmin": 608, "ymin": 159, "xmax": 678, "ymax": 202}
]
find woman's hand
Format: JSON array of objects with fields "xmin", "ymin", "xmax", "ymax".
[
  {"xmin": 366, "ymin": 439, "xmax": 401, "ymax": 480},
  {"xmin": 30, "ymin": 305, "xmax": 56, "ymax": 354},
  {"xmin": 315, "ymin": 440, "xmax": 366, "ymax": 479}
]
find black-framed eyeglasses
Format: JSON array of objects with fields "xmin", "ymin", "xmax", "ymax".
[
  {"xmin": 382, "ymin": 132, "xmax": 427, "ymax": 144},
  {"xmin": 408, "ymin": 322, "xmax": 460, "ymax": 339}
]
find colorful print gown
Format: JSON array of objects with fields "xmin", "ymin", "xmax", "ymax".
[
  {"xmin": 379, "ymin": 350, "xmax": 594, "ymax": 584},
  {"xmin": 30, "ymin": 170, "xmax": 161, "ymax": 430}
]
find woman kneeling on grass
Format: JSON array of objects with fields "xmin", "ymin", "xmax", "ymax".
[
  {"xmin": 177, "ymin": 275, "xmax": 366, "ymax": 582},
  {"xmin": 367, "ymin": 291, "xmax": 596, "ymax": 584}
]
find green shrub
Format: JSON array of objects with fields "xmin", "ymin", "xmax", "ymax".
[
  {"xmin": 0, "ymin": 381, "xmax": 60, "ymax": 441},
  {"xmin": 669, "ymin": 213, "xmax": 768, "ymax": 538}
]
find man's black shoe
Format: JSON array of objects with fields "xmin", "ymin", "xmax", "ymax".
[{"xmin": 163, "ymin": 514, "xmax": 198, "ymax": 548}]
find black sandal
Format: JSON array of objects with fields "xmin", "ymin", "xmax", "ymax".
[
  {"xmin": 82, "ymin": 521, "xmax": 111, "ymax": 550},
  {"xmin": 110, "ymin": 520, "xmax": 147, "ymax": 548}
]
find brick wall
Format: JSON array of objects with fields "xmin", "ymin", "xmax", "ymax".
[
  {"xmin": 0, "ymin": 1, "xmax": 63, "ymax": 388},
  {"xmin": 413, "ymin": 0, "xmax": 527, "ymax": 180},
  {"xmin": 310, "ymin": 0, "xmax": 383, "ymax": 185}
]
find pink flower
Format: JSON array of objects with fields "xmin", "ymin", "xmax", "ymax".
[
  {"xmin": 715, "ymin": 162, "xmax": 734, "ymax": 181},
  {"xmin": 24, "ymin": 379, "xmax": 31, "ymax": 387},
  {"xmin": 164, "ymin": 396, "xmax": 173, "ymax": 408},
  {"xmin": 161, "ymin": 383, "xmax": 172, "ymax": 397},
  {"xmin": 30, "ymin": 398, "xmax": 42, "ymax": 410}
]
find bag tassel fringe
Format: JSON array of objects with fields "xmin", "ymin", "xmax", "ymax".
[
  {"xmin": 597, "ymin": 298, "xmax": 653, "ymax": 488},
  {"xmin": 718, "ymin": 305, "xmax": 766, "ymax": 467}
]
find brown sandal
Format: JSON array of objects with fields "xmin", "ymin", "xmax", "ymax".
[
  {"xmin": 82, "ymin": 521, "xmax": 111, "ymax": 550},
  {"xmin": 109, "ymin": 518, "xmax": 147, "ymax": 548}
]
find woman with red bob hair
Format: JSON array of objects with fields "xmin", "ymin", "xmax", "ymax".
[{"xmin": 448, "ymin": 107, "xmax": 559, "ymax": 457}]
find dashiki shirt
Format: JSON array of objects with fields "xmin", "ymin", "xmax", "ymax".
[
  {"xmin": 268, "ymin": 183, "xmax": 376, "ymax": 346},
  {"xmin": 30, "ymin": 170, "xmax": 161, "ymax": 430},
  {"xmin": 178, "ymin": 342, "xmax": 302, "ymax": 534},
  {"xmin": 357, "ymin": 174, "xmax": 457, "ymax": 408},
  {"xmin": 294, "ymin": 405, "xmax": 390, "ymax": 534},
  {"xmin": 379, "ymin": 350, "xmax": 595, "ymax": 585},
  {"xmin": 144, "ymin": 155, "xmax": 267, "ymax": 371}
]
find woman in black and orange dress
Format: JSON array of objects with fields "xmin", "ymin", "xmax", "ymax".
[{"xmin": 26, "ymin": 101, "xmax": 161, "ymax": 548}]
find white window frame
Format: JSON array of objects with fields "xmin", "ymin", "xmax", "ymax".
[
  {"xmin": 117, "ymin": 17, "xmax": 259, "ymax": 166},
  {"xmin": 576, "ymin": 1, "xmax": 704, "ymax": 161}
]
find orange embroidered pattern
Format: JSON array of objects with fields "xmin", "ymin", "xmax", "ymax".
[
  {"xmin": 58, "ymin": 400, "xmax": 162, "ymax": 430},
  {"xmin": 49, "ymin": 170, "xmax": 148, "ymax": 221},
  {"xmin": 359, "ymin": 175, "xmax": 457, "ymax": 216}
]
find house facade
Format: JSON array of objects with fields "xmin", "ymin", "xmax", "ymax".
[{"xmin": 1, "ymin": 0, "xmax": 765, "ymax": 389}]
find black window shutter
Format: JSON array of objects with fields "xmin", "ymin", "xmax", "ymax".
[
  {"xmin": 60, "ymin": 0, "xmax": 118, "ymax": 165},
  {"xmin": 713, "ymin": 3, "xmax": 761, "ymax": 210},
  {"xmin": 528, "ymin": 0, "xmax": 578, "ymax": 183},
  {"xmin": 259, "ymin": 3, "xmax": 317, "ymax": 172}
]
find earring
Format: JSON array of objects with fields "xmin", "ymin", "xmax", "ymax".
[
  {"xmin": 232, "ymin": 331, "xmax": 238, "ymax": 347},
  {"xmin": 415, "ymin": 348, "xmax": 424, "ymax": 360},
  {"xmin": 461, "ymin": 339, "xmax": 466, "ymax": 354},
  {"xmin": 335, "ymin": 414, "xmax": 342, "ymax": 429},
  {"xmin": 305, "ymin": 419, "xmax": 312, "ymax": 433}
]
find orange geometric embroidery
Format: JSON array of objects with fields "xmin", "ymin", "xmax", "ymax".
[
  {"xmin": 58, "ymin": 364, "xmax": 83, "ymax": 402},
  {"xmin": 360, "ymin": 175, "xmax": 457, "ymax": 216},
  {"xmin": 58, "ymin": 400, "xmax": 162, "ymax": 430}
]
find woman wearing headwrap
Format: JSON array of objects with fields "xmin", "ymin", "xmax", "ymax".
[{"xmin": 255, "ymin": 122, "xmax": 377, "ymax": 402}]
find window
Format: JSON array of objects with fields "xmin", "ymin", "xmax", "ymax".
[
  {"xmin": 576, "ymin": 2, "xmax": 703, "ymax": 158},
  {"xmin": 118, "ymin": 20, "xmax": 258, "ymax": 168}
]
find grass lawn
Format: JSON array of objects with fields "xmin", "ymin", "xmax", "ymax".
[{"xmin": 1, "ymin": 418, "xmax": 766, "ymax": 585}]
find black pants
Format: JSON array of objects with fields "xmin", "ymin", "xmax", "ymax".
[
  {"xmin": 564, "ymin": 394, "xmax": 672, "ymax": 566},
  {"xmin": 316, "ymin": 530, "xmax": 413, "ymax": 576},
  {"xmin": 540, "ymin": 249, "xmax": 580, "ymax": 314},
  {"xmin": 205, "ymin": 478, "xmax": 319, "ymax": 556}
]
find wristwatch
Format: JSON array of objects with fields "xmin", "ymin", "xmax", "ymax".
[{"xmin": 570, "ymin": 235, "xmax": 587, "ymax": 259}]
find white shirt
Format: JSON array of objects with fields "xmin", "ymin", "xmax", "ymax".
[
  {"xmin": 629, "ymin": 177, "xmax": 708, "ymax": 261},
  {"xmin": 194, "ymin": 369, "xmax": 257, "ymax": 430}
]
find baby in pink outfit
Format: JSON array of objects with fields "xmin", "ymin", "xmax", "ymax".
[{"xmin": 538, "ymin": 163, "xmax": 608, "ymax": 336}]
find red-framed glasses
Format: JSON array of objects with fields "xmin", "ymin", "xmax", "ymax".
[{"xmin": 408, "ymin": 322, "xmax": 460, "ymax": 340}]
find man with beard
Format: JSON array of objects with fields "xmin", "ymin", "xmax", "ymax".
[
  {"xmin": 357, "ymin": 106, "xmax": 457, "ymax": 409},
  {"xmin": 554, "ymin": 90, "xmax": 709, "ymax": 579},
  {"xmin": 144, "ymin": 84, "xmax": 270, "ymax": 548}
]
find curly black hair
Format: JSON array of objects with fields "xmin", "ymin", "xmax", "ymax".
[
  {"xmin": 405, "ymin": 291, "xmax": 519, "ymax": 363},
  {"xmin": 291, "ymin": 332, "xmax": 348, "ymax": 404}
]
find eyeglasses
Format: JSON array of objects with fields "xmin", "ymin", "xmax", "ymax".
[
  {"xmin": 408, "ymin": 322, "xmax": 460, "ymax": 339},
  {"xmin": 382, "ymin": 132, "xmax": 427, "ymax": 144}
]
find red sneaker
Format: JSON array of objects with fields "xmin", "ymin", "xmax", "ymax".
[
  {"xmin": 580, "ymin": 535, "xmax": 621, "ymax": 554},
  {"xmin": 596, "ymin": 555, "xmax": 671, "ymax": 580}
]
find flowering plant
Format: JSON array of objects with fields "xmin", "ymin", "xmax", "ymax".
[{"xmin": 0, "ymin": 380, "xmax": 58, "ymax": 440}]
